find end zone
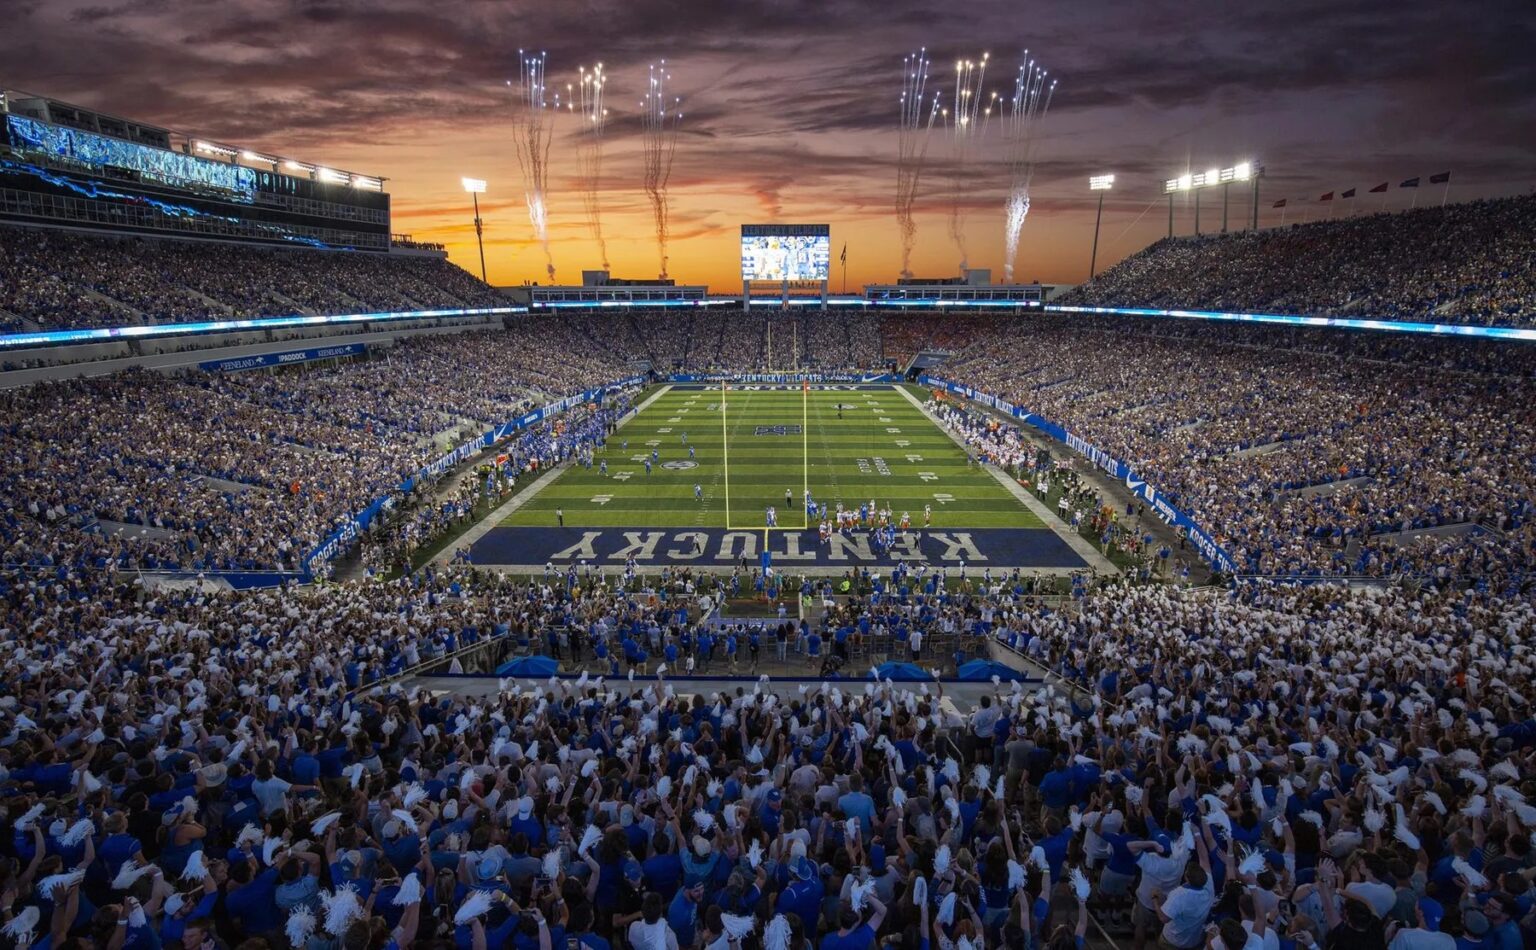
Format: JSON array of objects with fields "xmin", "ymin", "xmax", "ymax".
[{"xmin": 464, "ymin": 525, "xmax": 1086, "ymax": 573}]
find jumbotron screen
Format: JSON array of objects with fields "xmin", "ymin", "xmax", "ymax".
[{"xmin": 741, "ymin": 224, "xmax": 830, "ymax": 281}]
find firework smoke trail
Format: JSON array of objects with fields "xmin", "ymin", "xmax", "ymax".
[
  {"xmin": 513, "ymin": 50, "xmax": 557, "ymax": 282},
  {"xmin": 569, "ymin": 65, "xmax": 609, "ymax": 269},
  {"xmin": 895, "ymin": 49, "xmax": 941, "ymax": 279},
  {"xmin": 1001, "ymin": 52, "xmax": 1056, "ymax": 282},
  {"xmin": 945, "ymin": 53, "xmax": 990, "ymax": 272},
  {"xmin": 642, "ymin": 61, "xmax": 682, "ymax": 279}
]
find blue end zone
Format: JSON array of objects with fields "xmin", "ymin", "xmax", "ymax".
[{"xmin": 466, "ymin": 526, "xmax": 1086, "ymax": 570}]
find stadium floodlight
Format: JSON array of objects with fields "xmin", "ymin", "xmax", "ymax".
[
  {"xmin": 463, "ymin": 177, "xmax": 489, "ymax": 283},
  {"xmin": 1166, "ymin": 161, "xmax": 1262, "ymax": 236},
  {"xmin": 1089, "ymin": 175, "xmax": 1114, "ymax": 279}
]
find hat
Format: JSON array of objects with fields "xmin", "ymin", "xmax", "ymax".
[
  {"xmin": 792, "ymin": 856, "xmax": 815, "ymax": 880},
  {"xmin": 620, "ymin": 804, "xmax": 635, "ymax": 827},
  {"xmin": 1152, "ymin": 834, "xmax": 1172, "ymax": 854},
  {"xmin": 517, "ymin": 796, "xmax": 534, "ymax": 818},
  {"xmin": 692, "ymin": 835, "xmax": 712, "ymax": 856},
  {"xmin": 227, "ymin": 847, "xmax": 249, "ymax": 863},
  {"xmin": 1463, "ymin": 910, "xmax": 1489, "ymax": 936},
  {"xmin": 342, "ymin": 849, "xmax": 364, "ymax": 871},
  {"xmin": 767, "ymin": 789, "xmax": 783, "ymax": 804},
  {"xmin": 622, "ymin": 859, "xmax": 643, "ymax": 882},
  {"xmin": 383, "ymin": 820, "xmax": 402, "ymax": 839},
  {"xmin": 1417, "ymin": 898, "xmax": 1444, "ymax": 931},
  {"xmin": 1101, "ymin": 811, "xmax": 1124, "ymax": 834},
  {"xmin": 477, "ymin": 856, "xmax": 501, "ymax": 880},
  {"xmin": 442, "ymin": 799, "xmax": 459, "ymax": 820}
]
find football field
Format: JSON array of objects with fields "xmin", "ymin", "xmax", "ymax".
[{"xmin": 465, "ymin": 383, "xmax": 1089, "ymax": 571}]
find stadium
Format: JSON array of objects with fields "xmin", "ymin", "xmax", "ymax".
[{"xmin": 2, "ymin": 7, "xmax": 1535, "ymax": 950}]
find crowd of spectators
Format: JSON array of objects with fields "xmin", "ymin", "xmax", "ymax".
[
  {"xmin": 1060, "ymin": 194, "xmax": 1536, "ymax": 327},
  {"xmin": 0, "ymin": 325, "xmax": 633, "ymax": 576},
  {"xmin": 0, "ymin": 227, "xmax": 508, "ymax": 330},
  {"xmin": 926, "ymin": 312, "xmax": 1536, "ymax": 590},
  {"xmin": 3, "ymin": 562, "xmax": 1535, "ymax": 950}
]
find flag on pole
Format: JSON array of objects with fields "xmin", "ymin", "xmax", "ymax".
[
  {"xmin": 1400, "ymin": 177, "xmax": 1420, "ymax": 188},
  {"xmin": 1341, "ymin": 188, "xmax": 1356, "ymax": 198},
  {"xmin": 1319, "ymin": 192, "xmax": 1334, "ymax": 202},
  {"xmin": 1369, "ymin": 182, "xmax": 1388, "ymax": 193},
  {"xmin": 1428, "ymin": 171, "xmax": 1450, "ymax": 184},
  {"xmin": 839, "ymin": 243, "xmax": 847, "ymax": 265},
  {"xmin": 1272, "ymin": 199, "xmax": 1287, "ymax": 208}
]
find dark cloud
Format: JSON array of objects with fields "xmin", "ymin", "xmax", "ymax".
[{"xmin": 2, "ymin": 0, "xmax": 1532, "ymax": 285}]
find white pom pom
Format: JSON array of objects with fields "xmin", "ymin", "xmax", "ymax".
[
  {"xmin": 578, "ymin": 824, "xmax": 602, "ymax": 856},
  {"xmin": 453, "ymin": 888, "xmax": 495, "ymax": 925},
  {"xmin": 1070, "ymin": 866, "xmax": 1091, "ymax": 901},
  {"xmin": 179, "ymin": 851, "xmax": 207, "ymax": 882},
  {"xmin": 392, "ymin": 872, "xmax": 423, "ymax": 906},
  {"xmin": 764, "ymin": 914, "xmax": 793, "ymax": 950},
  {"xmin": 311, "ymin": 811, "xmax": 342, "ymax": 835},
  {"xmin": 285, "ymin": 907, "xmax": 316, "ymax": 948},
  {"xmin": 935, "ymin": 844, "xmax": 951, "ymax": 874}
]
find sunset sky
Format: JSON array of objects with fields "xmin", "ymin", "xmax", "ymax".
[{"xmin": 4, "ymin": 0, "xmax": 1533, "ymax": 292}]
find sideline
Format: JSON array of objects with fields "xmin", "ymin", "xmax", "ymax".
[
  {"xmin": 895, "ymin": 384, "xmax": 1119, "ymax": 575},
  {"xmin": 433, "ymin": 385, "xmax": 674, "ymax": 565}
]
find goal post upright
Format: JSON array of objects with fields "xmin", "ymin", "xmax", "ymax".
[{"xmin": 721, "ymin": 377, "xmax": 731, "ymax": 529}]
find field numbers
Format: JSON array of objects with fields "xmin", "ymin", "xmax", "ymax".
[
  {"xmin": 886, "ymin": 427, "xmax": 902, "ymax": 434},
  {"xmin": 613, "ymin": 472, "xmax": 633, "ymax": 481},
  {"xmin": 933, "ymin": 493, "xmax": 956, "ymax": 504},
  {"xmin": 905, "ymin": 454, "xmax": 924, "ymax": 462},
  {"xmin": 918, "ymin": 471, "xmax": 939, "ymax": 482},
  {"xmin": 590, "ymin": 494, "xmax": 613, "ymax": 505}
]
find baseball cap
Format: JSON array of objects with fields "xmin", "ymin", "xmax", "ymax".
[
  {"xmin": 792, "ymin": 856, "xmax": 815, "ymax": 880},
  {"xmin": 767, "ymin": 789, "xmax": 783, "ymax": 804},
  {"xmin": 477, "ymin": 856, "xmax": 501, "ymax": 880},
  {"xmin": 1463, "ymin": 910, "xmax": 1489, "ymax": 936},
  {"xmin": 1417, "ymin": 898, "xmax": 1444, "ymax": 931},
  {"xmin": 622, "ymin": 859, "xmax": 643, "ymax": 882}
]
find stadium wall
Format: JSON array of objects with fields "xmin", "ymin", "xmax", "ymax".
[
  {"xmin": 0, "ymin": 318, "xmax": 498, "ymax": 389},
  {"xmin": 920, "ymin": 374, "xmax": 1240, "ymax": 574}
]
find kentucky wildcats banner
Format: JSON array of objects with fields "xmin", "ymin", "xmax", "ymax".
[{"xmin": 920, "ymin": 375, "xmax": 1239, "ymax": 574}]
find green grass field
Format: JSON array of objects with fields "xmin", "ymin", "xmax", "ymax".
[{"xmin": 502, "ymin": 384, "xmax": 1044, "ymax": 530}]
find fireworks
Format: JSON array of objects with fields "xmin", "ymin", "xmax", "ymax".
[
  {"xmin": 512, "ymin": 50, "xmax": 558, "ymax": 282},
  {"xmin": 569, "ymin": 65, "xmax": 609, "ymax": 270},
  {"xmin": 895, "ymin": 49, "xmax": 942, "ymax": 279},
  {"xmin": 945, "ymin": 52, "xmax": 991, "ymax": 272},
  {"xmin": 1001, "ymin": 52, "xmax": 1057, "ymax": 282},
  {"xmin": 642, "ymin": 61, "xmax": 682, "ymax": 279}
]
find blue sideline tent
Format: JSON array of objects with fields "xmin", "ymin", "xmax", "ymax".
[
  {"xmin": 956, "ymin": 659, "xmax": 1025, "ymax": 682},
  {"xmin": 496, "ymin": 654, "xmax": 559, "ymax": 677},
  {"xmin": 873, "ymin": 661, "xmax": 932, "ymax": 681}
]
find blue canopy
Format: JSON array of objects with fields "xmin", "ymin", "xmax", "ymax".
[
  {"xmin": 873, "ymin": 661, "xmax": 932, "ymax": 681},
  {"xmin": 956, "ymin": 659, "xmax": 1025, "ymax": 682},
  {"xmin": 496, "ymin": 654, "xmax": 559, "ymax": 677}
]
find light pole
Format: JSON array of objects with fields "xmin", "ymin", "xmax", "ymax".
[
  {"xmin": 1088, "ymin": 174, "xmax": 1114, "ymax": 278},
  {"xmin": 1164, "ymin": 163, "xmax": 1257, "ymax": 238},
  {"xmin": 462, "ymin": 177, "xmax": 488, "ymax": 283}
]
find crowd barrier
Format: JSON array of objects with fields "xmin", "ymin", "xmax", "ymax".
[{"xmin": 920, "ymin": 375, "xmax": 1241, "ymax": 574}]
